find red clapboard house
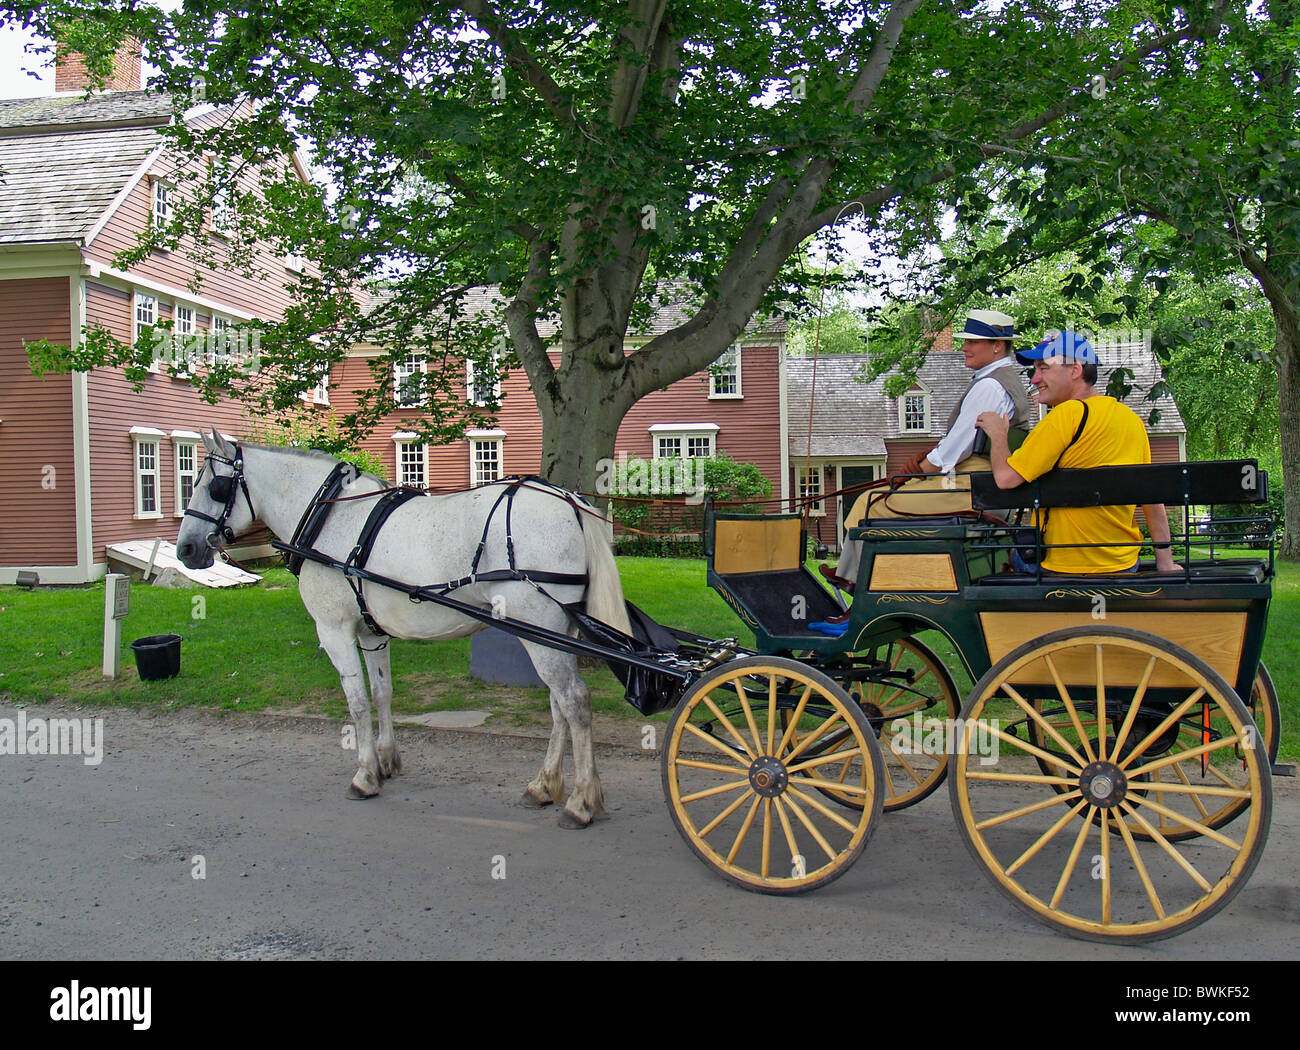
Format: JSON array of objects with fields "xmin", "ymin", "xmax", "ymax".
[
  {"xmin": 334, "ymin": 287, "xmax": 789, "ymax": 508},
  {"xmin": 0, "ymin": 46, "xmax": 314, "ymax": 583}
]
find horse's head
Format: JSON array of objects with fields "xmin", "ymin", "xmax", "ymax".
[{"xmin": 176, "ymin": 429, "xmax": 256, "ymax": 569}]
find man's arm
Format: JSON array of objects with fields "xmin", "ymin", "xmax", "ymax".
[
  {"xmin": 1142, "ymin": 503, "xmax": 1179, "ymax": 572},
  {"xmin": 927, "ymin": 378, "xmax": 1016, "ymax": 472},
  {"xmin": 975, "ymin": 411, "xmax": 1028, "ymax": 488}
]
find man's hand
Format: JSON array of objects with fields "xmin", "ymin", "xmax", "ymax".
[
  {"xmin": 975, "ymin": 410, "xmax": 1012, "ymax": 443},
  {"xmin": 901, "ymin": 449, "xmax": 932, "ymax": 475},
  {"xmin": 1154, "ymin": 549, "xmax": 1179, "ymax": 573}
]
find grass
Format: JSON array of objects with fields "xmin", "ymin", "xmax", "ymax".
[{"xmin": 1, "ymin": 555, "xmax": 1295, "ymax": 759}]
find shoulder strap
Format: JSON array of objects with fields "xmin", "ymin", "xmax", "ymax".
[{"xmin": 1052, "ymin": 400, "xmax": 1090, "ymax": 469}]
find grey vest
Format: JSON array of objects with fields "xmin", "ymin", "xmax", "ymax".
[{"xmin": 945, "ymin": 362, "xmax": 1033, "ymax": 432}]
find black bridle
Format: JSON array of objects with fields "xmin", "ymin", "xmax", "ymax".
[{"xmin": 185, "ymin": 445, "xmax": 255, "ymax": 549}]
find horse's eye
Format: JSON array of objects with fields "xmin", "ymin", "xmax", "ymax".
[{"xmin": 210, "ymin": 475, "xmax": 234, "ymax": 502}]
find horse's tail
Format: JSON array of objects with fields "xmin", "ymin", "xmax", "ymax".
[{"xmin": 581, "ymin": 511, "xmax": 631, "ymax": 635}]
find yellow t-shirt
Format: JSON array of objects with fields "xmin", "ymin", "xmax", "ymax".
[{"xmin": 1006, "ymin": 396, "xmax": 1149, "ymax": 573}]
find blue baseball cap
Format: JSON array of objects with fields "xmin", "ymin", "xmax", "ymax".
[{"xmin": 1016, "ymin": 330, "xmax": 1100, "ymax": 366}]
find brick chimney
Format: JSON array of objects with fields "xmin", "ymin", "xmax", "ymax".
[{"xmin": 54, "ymin": 37, "xmax": 143, "ymax": 93}]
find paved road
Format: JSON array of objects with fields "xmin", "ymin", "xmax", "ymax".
[{"xmin": 2, "ymin": 702, "xmax": 1296, "ymax": 961}]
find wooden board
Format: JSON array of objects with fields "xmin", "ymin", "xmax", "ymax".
[
  {"xmin": 978, "ymin": 611, "xmax": 1247, "ymax": 687},
  {"xmin": 106, "ymin": 539, "xmax": 260, "ymax": 587},
  {"xmin": 713, "ymin": 517, "xmax": 803, "ymax": 575},
  {"xmin": 869, "ymin": 554, "xmax": 957, "ymax": 592}
]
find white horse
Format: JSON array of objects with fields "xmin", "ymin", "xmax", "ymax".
[{"xmin": 176, "ymin": 430, "xmax": 630, "ymax": 828}]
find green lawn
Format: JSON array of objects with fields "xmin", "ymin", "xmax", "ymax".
[{"xmin": 1, "ymin": 555, "xmax": 1295, "ymax": 759}]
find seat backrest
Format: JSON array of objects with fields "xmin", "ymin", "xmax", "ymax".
[{"xmin": 970, "ymin": 460, "xmax": 1267, "ymax": 511}]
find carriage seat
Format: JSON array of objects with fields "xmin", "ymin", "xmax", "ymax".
[{"xmin": 973, "ymin": 562, "xmax": 1268, "ymax": 586}]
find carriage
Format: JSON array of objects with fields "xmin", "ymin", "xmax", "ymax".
[
  {"xmin": 179, "ymin": 434, "xmax": 1278, "ymax": 945},
  {"xmin": 668, "ymin": 457, "xmax": 1278, "ymax": 943}
]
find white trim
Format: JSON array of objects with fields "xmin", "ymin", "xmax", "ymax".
[
  {"xmin": 85, "ymin": 262, "xmax": 260, "ymax": 322},
  {"xmin": 708, "ymin": 343, "xmax": 742, "ymax": 398},
  {"xmin": 84, "ymin": 143, "xmax": 168, "ymax": 248},
  {"xmin": 899, "ymin": 389, "xmax": 931, "ymax": 433},
  {"xmin": 469, "ymin": 434, "xmax": 504, "ymax": 486},
  {"xmin": 72, "ymin": 276, "xmax": 93, "ymax": 579},
  {"xmin": 170, "ymin": 429, "xmax": 201, "ymax": 440},
  {"xmin": 393, "ymin": 436, "xmax": 428, "ymax": 488},
  {"xmin": 131, "ymin": 432, "xmax": 163, "ymax": 519},
  {"xmin": 648, "ymin": 423, "xmax": 720, "ymax": 434},
  {"xmin": 778, "ymin": 340, "xmax": 789, "ymax": 503},
  {"xmin": 0, "ymin": 244, "xmax": 84, "ymax": 278},
  {"xmin": 173, "ymin": 437, "xmax": 200, "ymax": 516},
  {"xmin": 796, "ymin": 462, "xmax": 826, "ymax": 516},
  {"xmin": 129, "ymin": 426, "xmax": 167, "ymax": 437},
  {"xmin": 466, "ymin": 428, "xmax": 507, "ymax": 438}
]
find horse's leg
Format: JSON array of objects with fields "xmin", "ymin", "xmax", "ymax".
[
  {"xmin": 520, "ymin": 694, "xmax": 567, "ymax": 808},
  {"xmin": 522, "ymin": 642, "xmax": 603, "ymax": 829},
  {"xmin": 361, "ymin": 634, "xmax": 401, "ymax": 779},
  {"xmin": 318, "ymin": 624, "xmax": 383, "ymax": 799}
]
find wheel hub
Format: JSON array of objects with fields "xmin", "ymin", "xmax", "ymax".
[
  {"xmin": 749, "ymin": 755, "xmax": 788, "ymax": 798},
  {"xmin": 1078, "ymin": 761, "xmax": 1127, "ymax": 808}
]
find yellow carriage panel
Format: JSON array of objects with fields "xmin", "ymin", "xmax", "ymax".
[
  {"xmin": 713, "ymin": 517, "xmax": 803, "ymax": 575},
  {"xmin": 868, "ymin": 554, "xmax": 958, "ymax": 592},
  {"xmin": 979, "ymin": 611, "xmax": 1248, "ymax": 687}
]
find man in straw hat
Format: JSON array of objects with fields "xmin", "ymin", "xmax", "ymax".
[{"xmin": 821, "ymin": 309, "xmax": 1033, "ymax": 601}]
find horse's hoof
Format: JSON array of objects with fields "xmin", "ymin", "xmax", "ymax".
[
  {"xmin": 520, "ymin": 787, "xmax": 552, "ymax": 808},
  {"xmin": 557, "ymin": 808, "xmax": 592, "ymax": 829},
  {"xmin": 347, "ymin": 783, "xmax": 378, "ymax": 800}
]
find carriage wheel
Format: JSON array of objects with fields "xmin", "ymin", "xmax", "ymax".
[
  {"xmin": 1027, "ymin": 658, "xmax": 1281, "ymax": 840},
  {"xmin": 662, "ymin": 655, "xmax": 885, "ymax": 895},
  {"xmin": 814, "ymin": 637, "xmax": 959, "ymax": 812},
  {"xmin": 950, "ymin": 626, "xmax": 1271, "ymax": 943}
]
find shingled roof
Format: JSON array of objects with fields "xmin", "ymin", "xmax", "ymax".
[
  {"xmin": 0, "ymin": 90, "xmax": 173, "ymax": 245},
  {"xmin": 787, "ymin": 344, "xmax": 1184, "ymax": 460}
]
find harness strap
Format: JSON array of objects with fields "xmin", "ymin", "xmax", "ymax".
[
  {"xmin": 345, "ymin": 488, "xmax": 425, "ymax": 636},
  {"xmin": 284, "ymin": 462, "xmax": 353, "ymax": 577}
]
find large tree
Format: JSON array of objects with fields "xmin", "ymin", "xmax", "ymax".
[{"xmin": 4, "ymin": 0, "xmax": 1222, "ymax": 495}]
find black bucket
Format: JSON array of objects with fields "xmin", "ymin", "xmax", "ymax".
[{"xmin": 130, "ymin": 634, "xmax": 182, "ymax": 681}]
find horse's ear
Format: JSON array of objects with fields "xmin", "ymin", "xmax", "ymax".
[
  {"xmin": 208, "ymin": 427, "xmax": 236, "ymax": 459},
  {"xmin": 202, "ymin": 428, "xmax": 219, "ymax": 455}
]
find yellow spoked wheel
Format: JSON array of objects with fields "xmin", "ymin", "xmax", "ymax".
[
  {"xmin": 817, "ymin": 637, "xmax": 959, "ymax": 812},
  {"xmin": 1028, "ymin": 658, "xmax": 1281, "ymax": 841},
  {"xmin": 951, "ymin": 626, "xmax": 1271, "ymax": 943},
  {"xmin": 663, "ymin": 656, "xmax": 885, "ymax": 895}
]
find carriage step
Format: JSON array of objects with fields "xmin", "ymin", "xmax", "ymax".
[{"xmin": 1272, "ymin": 763, "xmax": 1296, "ymax": 777}]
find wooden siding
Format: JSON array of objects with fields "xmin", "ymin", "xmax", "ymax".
[
  {"xmin": 85, "ymin": 147, "xmax": 303, "ymax": 324},
  {"xmin": 0, "ymin": 278, "xmax": 77, "ymax": 565},
  {"xmin": 335, "ymin": 344, "xmax": 785, "ymax": 499},
  {"xmin": 83, "ymin": 279, "xmax": 261, "ymax": 558}
]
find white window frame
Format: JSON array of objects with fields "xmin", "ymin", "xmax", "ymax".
[
  {"xmin": 393, "ymin": 433, "xmax": 427, "ymax": 489},
  {"xmin": 172, "ymin": 432, "xmax": 201, "ymax": 516},
  {"xmin": 899, "ymin": 389, "xmax": 931, "ymax": 433},
  {"xmin": 466, "ymin": 343, "xmax": 503, "ymax": 406},
  {"xmin": 284, "ymin": 249, "xmax": 305, "ymax": 273},
  {"xmin": 210, "ymin": 314, "xmax": 236, "ymax": 368},
  {"xmin": 130, "ymin": 427, "xmax": 165, "ymax": 519},
  {"xmin": 709, "ymin": 343, "xmax": 742, "ymax": 399},
  {"xmin": 468, "ymin": 429, "xmax": 505, "ymax": 486},
  {"xmin": 151, "ymin": 177, "xmax": 172, "ymax": 227},
  {"xmin": 134, "ymin": 292, "xmax": 160, "ymax": 371},
  {"xmin": 394, "ymin": 353, "xmax": 427, "ymax": 409},
  {"xmin": 798, "ymin": 463, "xmax": 825, "ymax": 517},
  {"xmin": 210, "ymin": 160, "xmax": 235, "ymax": 236},
  {"xmin": 649, "ymin": 423, "xmax": 719, "ymax": 460}
]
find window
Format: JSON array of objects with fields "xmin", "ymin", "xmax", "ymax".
[
  {"xmin": 173, "ymin": 435, "xmax": 200, "ymax": 515},
  {"xmin": 395, "ymin": 353, "xmax": 426, "ymax": 409},
  {"xmin": 466, "ymin": 342, "xmax": 503, "ymax": 406},
  {"xmin": 298, "ymin": 362, "xmax": 331, "ymax": 405},
  {"xmin": 394, "ymin": 435, "xmax": 426, "ymax": 488},
  {"xmin": 468, "ymin": 430, "xmax": 504, "ymax": 486},
  {"xmin": 900, "ymin": 390, "xmax": 930, "ymax": 432},
  {"xmin": 210, "ymin": 314, "xmax": 235, "ymax": 367},
  {"xmin": 134, "ymin": 293, "xmax": 156, "ymax": 341},
  {"xmin": 130, "ymin": 428, "xmax": 165, "ymax": 519},
  {"xmin": 151, "ymin": 178, "xmax": 172, "ymax": 226},
  {"xmin": 709, "ymin": 344, "xmax": 742, "ymax": 398},
  {"xmin": 649, "ymin": 423, "xmax": 719, "ymax": 460},
  {"xmin": 798, "ymin": 465, "xmax": 824, "ymax": 516},
  {"xmin": 210, "ymin": 161, "xmax": 235, "ymax": 235},
  {"xmin": 284, "ymin": 249, "xmax": 305, "ymax": 273}
]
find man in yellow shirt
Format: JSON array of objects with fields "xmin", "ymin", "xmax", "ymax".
[{"xmin": 976, "ymin": 331, "xmax": 1178, "ymax": 574}]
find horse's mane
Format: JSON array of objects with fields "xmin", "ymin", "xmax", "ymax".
[{"xmin": 242, "ymin": 443, "xmax": 388, "ymax": 487}]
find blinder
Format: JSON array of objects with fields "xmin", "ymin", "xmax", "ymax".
[
  {"xmin": 209, "ymin": 473, "xmax": 235, "ymax": 503},
  {"xmin": 184, "ymin": 447, "xmax": 253, "ymax": 550}
]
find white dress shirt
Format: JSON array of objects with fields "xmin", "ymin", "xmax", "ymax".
[{"xmin": 925, "ymin": 357, "xmax": 1020, "ymax": 472}]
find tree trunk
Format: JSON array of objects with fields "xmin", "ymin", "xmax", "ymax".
[{"xmin": 1274, "ymin": 301, "xmax": 1300, "ymax": 558}]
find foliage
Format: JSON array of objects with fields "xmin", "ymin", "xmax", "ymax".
[
  {"xmin": 242, "ymin": 411, "xmax": 391, "ymax": 481},
  {"xmin": 1, "ymin": 0, "xmax": 1225, "ymax": 496},
  {"xmin": 607, "ymin": 453, "xmax": 772, "ymax": 540}
]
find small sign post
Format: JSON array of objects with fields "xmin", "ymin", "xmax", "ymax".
[{"xmin": 103, "ymin": 573, "xmax": 129, "ymax": 678}]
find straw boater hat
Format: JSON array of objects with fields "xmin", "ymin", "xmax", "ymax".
[{"xmin": 952, "ymin": 309, "xmax": 1015, "ymax": 342}]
